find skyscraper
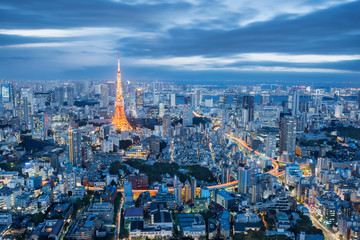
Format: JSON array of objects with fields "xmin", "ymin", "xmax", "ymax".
[
  {"xmin": 183, "ymin": 105, "xmax": 193, "ymax": 127},
  {"xmin": 135, "ymin": 88, "xmax": 144, "ymax": 109},
  {"xmin": 100, "ymin": 84, "xmax": 109, "ymax": 107},
  {"xmin": 266, "ymin": 134, "xmax": 276, "ymax": 158},
  {"xmin": 238, "ymin": 167, "xmax": 249, "ymax": 194},
  {"xmin": 221, "ymin": 165, "xmax": 230, "ymax": 184},
  {"xmin": 170, "ymin": 93, "xmax": 176, "ymax": 107},
  {"xmin": 69, "ymin": 129, "xmax": 82, "ymax": 167},
  {"xmin": 292, "ymin": 90, "xmax": 300, "ymax": 115},
  {"xmin": 279, "ymin": 116, "xmax": 296, "ymax": 156},
  {"xmin": 112, "ymin": 57, "xmax": 132, "ymax": 131},
  {"xmin": 162, "ymin": 114, "xmax": 171, "ymax": 138},
  {"xmin": 190, "ymin": 177, "xmax": 197, "ymax": 203},
  {"xmin": 184, "ymin": 180, "xmax": 191, "ymax": 203},
  {"xmin": 32, "ymin": 112, "xmax": 48, "ymax": 140},
  {"xmin": 243, "ymin": 96, "xmax": 254, "ymax": 122}
]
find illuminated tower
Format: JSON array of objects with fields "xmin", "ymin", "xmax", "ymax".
[{"xmin": 112, "ymin": 57, "xmax": 132, "ymax": 131}]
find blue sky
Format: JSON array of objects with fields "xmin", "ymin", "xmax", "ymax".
[{"xmin": 0, "ymin": 0, "xmax": 359, "ymax": 85}]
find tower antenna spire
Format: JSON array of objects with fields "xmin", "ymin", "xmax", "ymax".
[
  {"xmin": 118, "ymin": 56, "xmax": 120, "ymax": 72},
  {"xmin": 112, "ymin": 56, "xmax": 132, "ymax": 131}
]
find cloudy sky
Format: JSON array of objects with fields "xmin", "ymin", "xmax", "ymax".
[{"xmin": 0, "ymin": 0, "xmax": 359, "ymax": 85}]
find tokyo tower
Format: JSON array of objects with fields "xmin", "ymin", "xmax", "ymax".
[{"xmin": 112, "ymin": 57, "xmax": 132, "ymax": 131}]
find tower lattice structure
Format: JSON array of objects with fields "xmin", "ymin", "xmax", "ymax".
[{"xmin": 112, "ymin": 57, "xmax": 132, "ymax": 131}]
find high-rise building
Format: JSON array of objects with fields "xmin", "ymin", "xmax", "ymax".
[
  {"xmin": 233, "ymin": 95, "xmax": 242, "ymax": 109},
  {"xmin": 184, "ymin": 180, "xmax": 191, "ymax": 203},
  {"xmin": 65, "ymin": 86, "xmax": 74, "ymax": 106},
  {"xmin": 243, "ymin": 96, "xmax": 254, "ymax": 122},
  {"xmin": 112, "ymin": 57, "xmax": 132, "ymax": 131},
  {"xmin": 1, "ymin": 84, "xmax": 15, "ymax": 110},
  {"xmin": 238, "ymin": 167, "xmax": 249, "ymax": 194},
  {"xmin": 279, "ymin": 116, "xmax": 296, "ymax": 156},
  {"xmin": 69, "ymin": 129, "xmax": 82, "ymax": 167},
  {"xmin": 162, "ymin": 114, "xmax": 171, "ymax": 138},
  {"xmin": 100, "ymin": 84, "xmax": 109, "ymax": 107},
  {"xmin": 190, "ymin": 177, "xmax": 197, "ymax": 203},
  {"xmin": 266, "ymin": 134, "xmax": 276, "ymax": 158},
  {"xmin": 170, "ymin": 93, "xmax": 176, "ymax": 107},
  {"xmin": 135, "ymin": 88, "xmax": 144, "ymax": 109},
  {"xmin": 183, "ymin": 105, "xmax": 193, "ymax": 127},
  {"xmin": 196, "ymin": 90, "xmax": 201, "ymax": 106},
  {"xmin": 159, "ymin": 103, "xmax": 165, "ymax": 118},
  {"xmin": 32, "ymin": 112, "xmax": 48, "ymax": 140},
  {"xmin": 292, "ymin": 90, "xmax": 300, "ymax": 115},
  {"xmin": 20, "ymin": 97, "xmax": 32, "ymax": 126},
  {"xmin": 174, "ymin": 182, "xmax": 183, "ymax": 203},
  {"xmin": 54, "ymin": 87, "xmax": 65, "ymax": 105},
  {"xmin": 221, "ymin": 165, "xmax": 230, "ymax": 184},
  {"xmin": 219, "ymin": 95, "xmax": 228, "ymax": 106}
]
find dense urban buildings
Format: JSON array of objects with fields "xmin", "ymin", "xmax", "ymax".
[{"xmin": 3, "ymin": 59, "xmax": 360, "ymax": 239}]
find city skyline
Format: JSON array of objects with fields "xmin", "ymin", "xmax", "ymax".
[{"xmin": 0, "ymin": 0, "xmax": 359, "ymax": 86}]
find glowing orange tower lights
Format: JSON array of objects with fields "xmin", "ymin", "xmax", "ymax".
[{"xmin": 112, "ymin": 57, "xmax": 132, "ymax": 131}]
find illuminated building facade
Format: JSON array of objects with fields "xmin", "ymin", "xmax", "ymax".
[{"xmin": 69, "ymin": 129, "xmax": 82, "ymax": 167}]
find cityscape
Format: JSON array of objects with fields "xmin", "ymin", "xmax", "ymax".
[{"xmin": 1, "ymin": 1, "xmax": 360, "ymax": 240}]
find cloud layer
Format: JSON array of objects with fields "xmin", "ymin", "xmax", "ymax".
[{"xmin": 0, "ymin": 0, "xmax": 359, "ymax": 84}]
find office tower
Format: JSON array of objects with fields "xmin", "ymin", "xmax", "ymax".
[
  {"xmin": 221, "ymin": 165, "xmax": 230, "ymax": 184},
  {"xmin": 112, "ymin": 57, "xmax": 132, "ymax": 131},
  {"xmin": 295, "ymin": 114, "xmax": 306, "ymax": 132},
  {"xmin": 266, "ymin": 134, "xmax": 276, "ymax": 158},
  {"xmin": 65, "ymin": 86, "xmax": 74, "ymax": 106},
  {"xmin": 358, "ymin": 91, "xmax": 360, "ymax": 109},
  {"xmin": 20, "ymin": 96, "xmax": 32, "ymax": 126},
  {"xmin": 196, "ymin": 90, "xmax": 201, "ymax": 106},
  {"xmin": 183, "ymin": 105, "xmax": 193, "ymax": 127},
  {"xmin": 153, "ymin": 93, "xmax": 160, "ymax": 105},
  {"xmin": 233, "ymin": 95, "xmax": 242, "ymax": 109},
  {"xmin": 69, "ymin": 129, "xmax": 82, "ymax": 167},
  {"xmin": 299, "ymin": 101, "xmax": 309, "ymax": 113},
  {"xmin": 1, "ymin": 84, "xmax": 15, "ymax": 110},
  {"xmin": 106, "ymin": 81, "xmax": 116, "ymax": 98},
  {"xmin": 190, "ymin": 177, "xmax": 197, "ymax": 203},
  {"xmin": 243, "ymin": 96, "xmax": 254, "ymax": 122},
  {"xmin": 100, "ymin": 84, "xmax": 109, "ymax": 107},
  {"xmin": 135, "ymin": 88, "xmax": 144, "ymax": 109},
  {"xmin": 238, "ymin": 167, "xmax": 249, "ymax": 194},
  {"xmin": 219, "ymin": 95, "xmax": 228, "ymax": 106},
  {"xmin": 170, "ymin": 93, "xmax": 176, "ymax": 107},
  {"xmin": 162, "ymin": 114, "xmax": 171, "ymax": 138},
  {"xmin": 124, "ymin": 180, "xmax": 133, "ymax": 204},
  {"xmin": 261, "ymin": 94, "xmax": 270, "ymax": 105},
  {"xmin": 54, "ymin": 87, "xmax": 65, "ymax": 105},
  {"xmin": 158, "ymin": 103, "xmax": 165, "ymax": 118},
  {"xmin": 32, "ymin": 112, "xmax": 48, "ymax": 140},
  {"xmin": 292, "ymin": 90, "xmax": 300, "ymax": 115},
  {"xmin": 279, "ymin": 116, "xmax": 296, "ymax": 156}
]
